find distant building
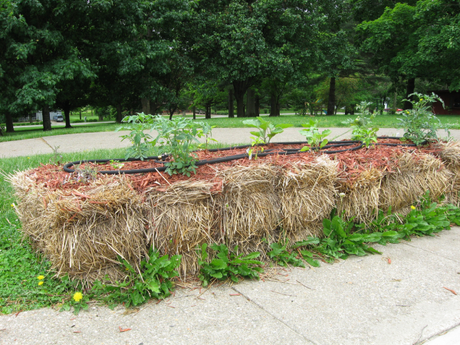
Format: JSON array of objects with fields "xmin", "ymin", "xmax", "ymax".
[
  {"xmin": 35, "ymin": 110, "xmax": 62, "ymax": 121},
  {"xmin": 430, "ymin": 90, "xmax": 460, "ymax": 115}
]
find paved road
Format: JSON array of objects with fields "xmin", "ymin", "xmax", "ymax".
[
  {"xmin": 0, "ymin": 127, "xmax": 455, "ymax": 158},
  {"xmin": 1, "ymin": 128, "xmax": 460, "ymax": 344}
]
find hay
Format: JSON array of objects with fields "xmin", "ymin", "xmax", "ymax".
[
  {"xmin": 379, "ymin": 153, "xmax": 451, "ymax": 212},
  {"xmin": 145, "ymin": 179, "xmax": 220, "ymax": 277},
  {"xmin": 277, "ymin": 155, "xmax": 337, "ymax": 240},
  {"xmin": 9, "ymin": 141, "xmax": 460, "ymax": 285},
  {"xmin": 218, "ymin": 165, "xmax": 281, "ymax": 253},
  {"xmin": 10, "ymin": 172, "xmax": 147, "ymax": 282},
  {"xmin": 438, "ymin": 142, "xmax": 460, "ymax": 205},
  {"xmin": 336, "ymin": 168, "xmax": 383, "ymax": 223}
]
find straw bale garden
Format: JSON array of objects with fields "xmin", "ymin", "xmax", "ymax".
[{"xmin": 8, "ymin": 94, "xmax": 460, "ymax": 310}]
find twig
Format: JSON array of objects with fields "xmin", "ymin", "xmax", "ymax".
[
  {"xmin": 271, "ymin": 290, "xmax": 297, "ymax": 297},
  {"xmin": 443, "ymin": 287, "xmax": 457, "ymax": 295},
  {"xmin": 296, "ymin": 280, "xmax": 313, "ymax": 290},
  {"xmin": 39, "ymin": 137, "xmax": 54, "ymax": 151},
  {"xmin": 196, "ymin": 280, "xmax": 216, "ymax": 299}
]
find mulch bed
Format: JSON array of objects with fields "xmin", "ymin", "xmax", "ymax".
[{"xmin": 29, "ymin": 138, "xmax": 443, "ymax": 193}]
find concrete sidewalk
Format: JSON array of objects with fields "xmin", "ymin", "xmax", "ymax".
[
  {"xmin": 1, "ymin": 228, "xmax": 460, "ymax": 344},
  {"xmin": 0, "ymin": 127, "xmax": 455, "ymax": 158}
]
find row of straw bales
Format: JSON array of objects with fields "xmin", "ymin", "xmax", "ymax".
[{"xmin": 10, "ymin": 143, "xmax": 460, "ymax": 282}]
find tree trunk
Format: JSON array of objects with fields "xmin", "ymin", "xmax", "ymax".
[
  {"xmin": 234, "ymin": 88, "xmax": 246, "ymax": 118},
  {"xmin": 141, "ymin": 98, "xmax": 150, "ymax": 114},
  {"xmin": 116, "ymin": 103, "xmax": 123, "ymax": 123},
  {"xmin": 233, "ymin": 80, "xmax": 252, "ymax": 118},
  {"xmin": 255, "ymin": 94, "xmax": 260, "ymax": 117},
  {"xmin": 79, "ymin": 109, "xmax": 82, "ymax": 120},
  {"xmin": 169, "ymin": 106, "xmax": 177, "ymax": 120},
  {"xmin": 228, "ymin": 88, "xmax": 234, "ymax": 118},
  {"xmin": 192, "ymin": 106, "xmax": 196, "ymax": 120},
  {"xmin": 404, "ymin": 78, "xmax": 415, "ymax": 110},
  {"xmin": 270, "ymin": 94, "xmax": 280, "ymax": 116},
  {"xmin": 42, "ymin": 106, "xmax": 52, "ymax": 131},
  {"xmin": 327, "ymin": 77, "xmax": 336, "ymax": 116},
  {"xmin": 246, "ymin": 88, "xmax": 257, "ymax": 117},
  {"xmin": 63, "ymin": 101, "xmax": 72, "ymax": 128},
  {"xmin": 393, "ymin": 92, "xmax": 397, "ymax": 113},
  {"xmin": 5, "ymin": 112, "xmax": 14, "ymax": 133},
  {"xmin": 205, "ymin": 105, "xmax": 211, "ymax": 119}
]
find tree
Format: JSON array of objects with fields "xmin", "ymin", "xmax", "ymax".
[
  {"xmin": 0, "ymin": 0, "xmax": 95, "ymax": 131},
  {"xmin": 411, "ymin": 0, "xmax": 460, "ymax": 90},
  {"xmin": 186, "ymin": 79, "xmax": 227, "ymax": 119},
  {"xmin": 185, "ymin": 0, "xmax": 322, "ymax": 117},
  {"xmin": 357, "ymin": 0, "xmax": 460, "ymax": 111}
]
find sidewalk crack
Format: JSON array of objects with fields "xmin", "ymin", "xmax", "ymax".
[
  {"xmin": 403, "ymin": 242, "xmax": 460, "ymax": 263},
  {"xmin": 231, "ymin": 286, "xmax": 319, "ymax": 345}
]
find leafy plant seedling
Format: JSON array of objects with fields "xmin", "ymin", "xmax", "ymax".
[
  {"xmin": 397, "ymin": 92, "xmax": 450, "ymax": 145},
  {"xmin": 198, "ymin": 243, "xmax": 264, "ymax": 287},
  {"xmin": 243, "ymin": 117, "xmax": 293, "ymax": 144},
  {"xmin": 299, "ymin": 119, "xmax": 331, "ymax": 151}
]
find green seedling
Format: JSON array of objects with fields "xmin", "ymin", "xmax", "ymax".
[
  {"xmin": 116, "ymin": 113, "xmax": 155, "ymax": 160},
  {"xmin": 243, "ymin": 117, "xmax": 293, "ymax": 144},
  {"xmin": 198, "ymin": 243, "xmax": 264, "ymax": 287},
  {"xmin": 89, "ymin": 247, "xmax": 181, "ymax": 310},
  {"xmin": 397, "ymin": 92, "xmax": 449, "ymax": 145},
  {"xmin": 299, "ymin": 119, "xmax": 331, "ymax": 151}
]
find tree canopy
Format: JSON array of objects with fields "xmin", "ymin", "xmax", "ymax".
[{"xmin": 1, "ymin": 0, "xmax": 460, "ymax": 132}]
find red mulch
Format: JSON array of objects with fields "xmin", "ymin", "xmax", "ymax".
[{"xmin": 27, "ymin": 139, "xmax": 445, "ymax": 193}]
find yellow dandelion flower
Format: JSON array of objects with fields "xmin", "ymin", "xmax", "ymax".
[
  {"xmin": 73, "ymin": 292, "xmax": 83, "ymax": 302},
  {"xmin": 37, "ymin": 275, "xmax": 45, "ymax": 280},
  {"xmin": 38, "ymin": 281, "xmax": 44, "ymax": 286},
  {"xmin": 411, "ymin": 205, "xmax": 416, "ymax": 210},
  {"xmin": 11, "ymin": 203, "xmax": 14, "ymax": 207}
]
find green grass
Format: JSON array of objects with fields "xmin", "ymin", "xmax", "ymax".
[
  {"xmin": 0, "ymin": 148, "xmax": 134, "ymax": 314},
  {"xmin": 0, "ymin": 122, "xmax": 119, "ymax": 143}
]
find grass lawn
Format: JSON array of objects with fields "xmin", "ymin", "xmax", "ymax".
[
  {"xmin": 0, "ymin": 148, "xmax": 133, "ymax": 314},
  {"xmin": 2, "ymin": 113, "xmax": 460, "ymax": 143}
]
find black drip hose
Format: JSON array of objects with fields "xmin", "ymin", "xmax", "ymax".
[{"xmin": 62, "ymin": 137, "xmax": 418, "ymax": 175}]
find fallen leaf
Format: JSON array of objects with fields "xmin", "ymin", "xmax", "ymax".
[
  {"xmin": 123, "ymin": 308, "xmax": 140, "ymax": 315},
  {"xmin": 119, "ymin": 326, "xmax": 131, "ymax": 333},
  {"xmin": 443, "ymin": 287, "xmax": 457, "ymax": 295}
]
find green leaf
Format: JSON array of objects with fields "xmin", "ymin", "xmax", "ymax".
[
  {"xmin": 146, "ymin": 279, "xmax": 160, "ymax": 294},
  {"xmin": 211, "ymin": 259, "xmax": 227, "ymax": 270}
]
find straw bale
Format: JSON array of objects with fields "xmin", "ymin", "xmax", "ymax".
[
  {"xmin": 10, "ymin": 172, "xmax": 147, "ymax": 281},
  {"xmin": 438, "ymin": 141, "xmax": 460, "ymax": 168},
  {"xmin": 145, "ymin": 180, "xmax": 220, "ymax": 277},
  {"xmin": 217, "ymin": 165, "xmax": 281, "ymax": 253},
  {"xmin": 437, "ymin": 142, "xmax": 460, "ymax": 205},
  {"xmin": 335, "ymin": 168, "xmax": 383, "ymax": 223},
  {"xmin": 379, "ymin": 153, "xmax": 451, "ymax": 212},
  {"xmin": 277, "ymin": 155, "xmax": 337, "ymax": 240}
]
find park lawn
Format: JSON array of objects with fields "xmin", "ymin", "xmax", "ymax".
[{"xmin": 2, "ymin": 113, "xmax": 460, "ymax": 143}]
